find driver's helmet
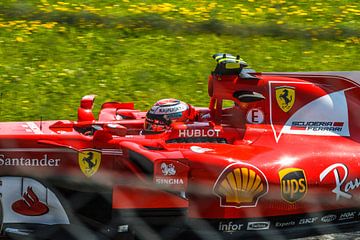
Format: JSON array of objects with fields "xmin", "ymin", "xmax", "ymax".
[{"xmin": 144, "ymin": 98, "xmax": 194, "ymax": 132}]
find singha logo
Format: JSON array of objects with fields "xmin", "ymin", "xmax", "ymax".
[
  {"xmin": 276, "ymin": 86, "xmax": 295, "ymax": 112},
  {"xmin": 78, "ymin": 150, "xmax": 101, "ymax": 177},
  {"xmin": 12, "ymin": 186, "xmax": 49, "ymax": 216},
  {"xmin": 161, "ymin": 163, "xmax": 176, "ymax": 176}
]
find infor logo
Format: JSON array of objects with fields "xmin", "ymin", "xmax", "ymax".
[{"xmin": 279, "ymin": 168, "xmax": 307, "ymax": 203}]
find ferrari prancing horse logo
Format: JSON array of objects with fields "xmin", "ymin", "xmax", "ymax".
[
  {"xmin": 78, "ymin": 150, "xmax": 101, "ymax": 177},
  {"xmin": 276, "ymin": 86, "xmax": 295, "ymax": 112}
]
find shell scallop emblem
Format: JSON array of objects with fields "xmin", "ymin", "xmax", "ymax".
[{"xmin": 213, "ymin": 163, "xmax": 268, "ymax": 208}]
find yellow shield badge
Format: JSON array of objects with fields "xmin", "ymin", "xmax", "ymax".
[
  {"xmin": 275, "ymin": 86, "xmax": 295, "ymax": 112},
  {"xmin": 78, "ymin": 150, "xmax": 101, "ymax": 177}
]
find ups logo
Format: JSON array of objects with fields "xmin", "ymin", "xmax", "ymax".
[{"xmin": 279, "ymin": 168, "xmax": 307, "ymax": 203}]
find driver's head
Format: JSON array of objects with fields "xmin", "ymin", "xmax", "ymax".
[{"xmin": 144, "ymin": 98, "xmax": 194, "ymax": 132}]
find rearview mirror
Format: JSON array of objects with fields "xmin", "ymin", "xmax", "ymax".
[{"xmin": 233, "ymin": 91, "xmax": 265, "ymax": 103}]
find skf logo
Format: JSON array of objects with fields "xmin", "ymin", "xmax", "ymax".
[
  {"xmin": 78, "ymin": 150, "xmax": 101, "ymax": 177},
  {"xmin": 279, "ymin": 168, "xmax": 307, "ymax": 203},
  {"xmin": 275, "ymin": 86, "xmax": 295, "ymax": 112},
  {"xmin": 213, "ymin": 163, "xmax": 268, "ymax": 208}
]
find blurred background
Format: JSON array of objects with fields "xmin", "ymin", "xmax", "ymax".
[{"xmin": 0, "ymin": 0, "xmax": 359, "ymax": 121}]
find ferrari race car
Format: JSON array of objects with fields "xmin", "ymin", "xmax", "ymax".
[{"xmin": 0, "ymin": 54, "xmax": 359, "ymax": 240}]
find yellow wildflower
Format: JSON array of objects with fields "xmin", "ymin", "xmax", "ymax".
[
  {"xmin": 268, "ymin": 8, "xmax": 277, "ymax": 13},
  {"xmin": 16, "ymin": 36, "xmax": 25, "ymax": 42},
  {"xmin": 42, "ymin": 22, "xmax": 57, "ymax": 29},
  {"xmin": 58, "ymin": 26, "xmax": 66, "ymax": 32}
]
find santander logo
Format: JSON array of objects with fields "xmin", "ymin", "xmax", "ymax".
[{"xmin": 11, "ymin": 186, "xmax": 49, "ymax": 216}]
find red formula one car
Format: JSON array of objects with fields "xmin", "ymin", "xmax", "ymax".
[{"xmin": 0, "ymin": 54, "xmax": 359, "ymax": 240}]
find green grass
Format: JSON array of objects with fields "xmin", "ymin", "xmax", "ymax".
[{"xmin": 0, "ymin": 0, "xmax": 359, "ymax": 121}]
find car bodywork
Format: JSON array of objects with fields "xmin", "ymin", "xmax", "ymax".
[{"xmin": 0, "ymin": 54, "xmax": 359, "ymax": 239}]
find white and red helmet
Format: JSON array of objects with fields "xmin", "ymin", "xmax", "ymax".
[{"xmin": 144, "ymin": 99, "xmax": 195, "ymax": 132}]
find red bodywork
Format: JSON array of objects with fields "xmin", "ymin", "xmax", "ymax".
[{"xmin": 0, "ymin": 57, "xmax": 359, "ymax": 238}]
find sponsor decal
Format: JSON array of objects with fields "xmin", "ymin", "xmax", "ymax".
[
  {"xmin": 218, "ymin": 221, "xmax": 244, "ymax": 232},
  {"xmin": 275, "ymin": 221, "xmax": 296, "ymax": 228},
  {"xmin": 157, "ymin": 105, "xmax": 187, "ymax": 114},
  {"xmin": 78, "ymin": 150, "xmax": 101, "ymax": 177},
  {"xmin": 321, "ymin": 214, "xmax": 337, "ymax": 223},
  {"xmin": 0, "ymin": 154, "xmax": 60, "ymax": 167},
  {"xmin": 154, "ymin": 160, "xmax": 189, "ymax": 190},
  {"xmin": 0, "ymin": 177, "xmax": 69, "ymax": 225},
  {"xmin": 149, "ymin": 99, "xmax": 188, "ymax": 115},
  {"xmin": 11, "ymin": 186, "xmax": 49, "ymax": 216},
  {"xmin": 275, "ymin": 86, "xmax": 295, "ymax": 112},
  {"xmin": 155, "ymin": 178, "xmax": 184, "ymax": 185},
  {"xmin": 179, "ymin": 129, "xmax": 221, "ymax": 138},
  {"xmin": 190, "ymin": 146, "xmax": 213, "ymax": 153},
  {"xmin": 246, "ymin": 108, "xmax": 264, "ymax": 124},
  {"xmin": 290, "ymin": 121, "xmax": 344, "ymax": 133},
  {"xmin": 247, "ymin": 222, "xmax": 270, "ymax": 230},
  {"xmin": 213, "ymin": 163, "xmax": 268, "ymax": 208},
  {"xmin": 299, "ymin": 217, "xmax": 318, "ymax": 225},
  {"xmin": 339, "ymin": 211, "xmax": 356, "ymax": 221},
  {"xmin": 320, "ymin": 163, "xmax": 360, "ymax": 200},
  {"xmin": 161, "ymin": 162, "xmax": 176, "ymax": 176},
  {"xmin": 279, "ymin": 168, "xmax": 307, "ymax": 203},
  {"xmin": 269, "ymin": 82, "xmax": 351, "ymax": 142}
]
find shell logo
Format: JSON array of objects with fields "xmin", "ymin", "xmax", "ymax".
[{"xmin": 213, "ymin": 163, "xmax": 268, "ymax": 208}]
